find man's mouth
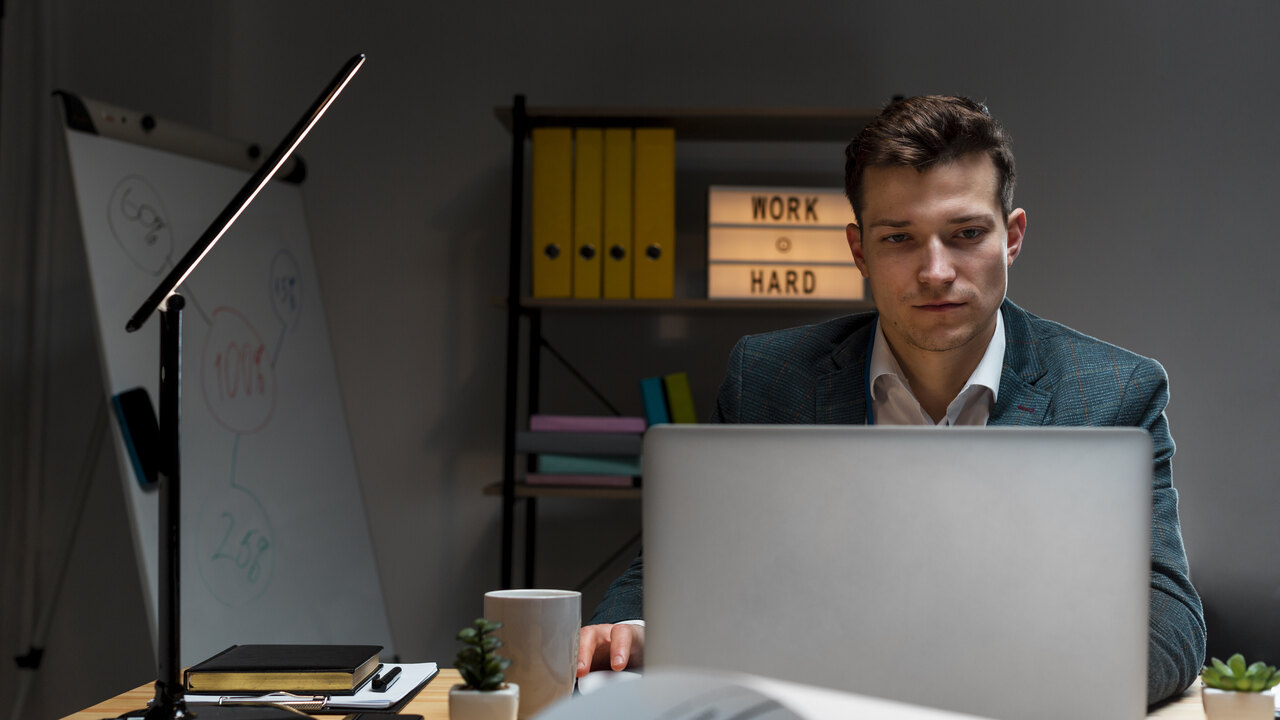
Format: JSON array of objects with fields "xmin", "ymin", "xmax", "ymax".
[{"xmin": 915, "ymin": 301, "xmax": 966, "ymax": 312}]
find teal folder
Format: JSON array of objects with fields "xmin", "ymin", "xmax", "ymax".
[
  {"xmin": 536, "ymin": 454, "xmax": 642, "ymax": 476},
  {"xmin": 640, "ymin": 376, "xmax": 670, "ymax": 425}
]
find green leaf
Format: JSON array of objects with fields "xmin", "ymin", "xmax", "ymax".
[
  {"xmin": 1266, "ymin": 673, "xmax": 1280, "ymax": 691},
  {"xmin": 457, "ymin": 627, "xmax": 478, "ymax": 643},
  {"xmin": 1212, "ymin": 657, "xmax": 1233, "ymax": 678},
  {"xmin": 1229, "ymin": 654, "xmax": 1247, "ymax": 677},
  {"xmin": 454, "ymin": 660, "xmax": 481, "ymax": 689},
  {"xmin": 1246, "ymin": 661, "xmax": 1268, "ymax": 679},
  {"xmin": 1235, "ymin": 675, "xmax": 1251, "ymax": 691},
  {"xmin": 1201, "ymin": 666, "xmax": 1224, "ymax": 689}
]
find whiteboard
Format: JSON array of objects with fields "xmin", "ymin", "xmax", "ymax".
[{"xmin": 62, "ymin": 126, "xmax": 395, "ymax": 666}]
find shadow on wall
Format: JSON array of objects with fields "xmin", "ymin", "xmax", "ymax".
[{"xmin": 1203, "ymin": 591, "xmax": 1280, "ymax": 665}]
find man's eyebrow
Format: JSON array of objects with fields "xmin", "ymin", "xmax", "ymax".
[
  {"xmin": 868, "ymin": 214, "xmax": 998, "ymax": 229},
  {"xmin": 948, "ymin": 214, "xmax": 997, "ymax": 225}
]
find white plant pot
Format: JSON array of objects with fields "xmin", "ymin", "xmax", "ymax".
[
  {"xmin": 449, "ymin": 683, "xmax": 519, "ymax": 720},
  {"xmin": 1201, "ymin": 687, "xmax": 1276, "ymax": 720}
]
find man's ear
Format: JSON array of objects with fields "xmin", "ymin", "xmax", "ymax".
[
  {"xmin": 1005, "ymin": 209, "xmax": 1026, "ymax": 267},
  {"xmin": 847, "ymin": 223, "xmax": 869, "ymax": 278}
]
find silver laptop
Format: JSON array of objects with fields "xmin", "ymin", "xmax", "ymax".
[{"xmin": 642, "ymin": 425, "xmax": 1151, "ymax": 720}]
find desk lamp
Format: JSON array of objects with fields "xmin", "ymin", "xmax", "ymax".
[{"xmin": 119, "ymin": 53, "xmax": 365, "ymax": 720}]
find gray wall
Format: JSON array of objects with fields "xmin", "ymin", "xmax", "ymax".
[{"xmin": 6, "ymin": 2, "xmax": 1279, "ymax": 717}]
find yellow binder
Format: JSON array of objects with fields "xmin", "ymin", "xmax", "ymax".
[
  {"xmin": 572, "ymin": 128, "xmax": 603, "ymax": 298},
  {"xmin": 662, "ymin": 371, "xmax": 697, "ymax": 423},
  {"xmin": 632, "ymin": 127, "xmax": 675, "ymax": 298},
  {"xmin": 602, "ymin": 128, "xmax": 634, "ymax": 299},
  {"xmin": 531, "ymin": 127, "xmax": 573, "ymax": 297}
]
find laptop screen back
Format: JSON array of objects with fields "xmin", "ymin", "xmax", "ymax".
[{"xmin": 642, "ymin": 425, "xmax": 1150, "ymax": 720}]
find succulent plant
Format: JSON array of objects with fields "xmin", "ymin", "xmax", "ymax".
[
  {"xmin": 1201, "ymin": 654, "xmax": 1280, "ymax": 693},
  {"xmin": 454, "ymin": 618, "xmax": 512, "ymax": 691}
]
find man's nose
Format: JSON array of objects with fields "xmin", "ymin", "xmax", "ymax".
[{"xmin": 918, "ymin": 238, "xmax": 957, "ymax": 285}]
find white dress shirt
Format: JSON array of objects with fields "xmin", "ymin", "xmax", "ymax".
[
  {"xmin": 613, "ymin": 312, "xmax": 1008, "ymax": 635},
  {"xmin": 868, "ymin": 310, "xmax": 1005, "ymax": 426}
]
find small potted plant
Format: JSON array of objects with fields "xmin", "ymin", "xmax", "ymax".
[
  {"xmin": 450, "ymin": 618, "xmax": 518, "ymax": 720},
  {"xmin": 1200, "ymin": 653, "xmax": 1280, "ymax": 720}
]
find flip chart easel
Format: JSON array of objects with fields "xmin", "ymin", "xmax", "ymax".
[{"xmin": 58, "ymin": 92, "xmax": 395, "ymax": 668}]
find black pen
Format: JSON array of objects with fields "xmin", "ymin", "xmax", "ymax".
[{"xmin": 372, "ymin": 665, "xmax": 401, "ymax": 692}]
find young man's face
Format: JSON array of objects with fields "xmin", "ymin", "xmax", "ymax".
[{"xmin": 847, "ymin": 153, "xmax": 1026, "ymax": 362}]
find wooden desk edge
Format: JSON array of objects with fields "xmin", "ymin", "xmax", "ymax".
[
  {"xmin": 60, "ymin": 668, "xmax": 460, "ymax": 720},
  {"xmin": 64, "ymin": 670, "xmax": 1209, "ymax": 719}
]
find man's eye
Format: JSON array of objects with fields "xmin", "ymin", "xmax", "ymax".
[
  {"xmin": 882, "ymin": 233, "xmax": 909, "ymax": 244},
  {"xmin": 957, "ymin": 227, "xmax": 985, "ymax": 240}
]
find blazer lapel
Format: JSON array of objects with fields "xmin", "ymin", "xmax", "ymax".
[{"xmin": 988, "ymin": 299, "xmax": 1052, "ymax": 427}]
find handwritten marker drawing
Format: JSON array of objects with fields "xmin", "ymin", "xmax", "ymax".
[{"xmin": 108, "ymin": 175, "xmax": 173, "ymax": 275}]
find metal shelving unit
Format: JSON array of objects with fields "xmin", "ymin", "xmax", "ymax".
[{"xmin": 497, "ymin": 95, "xmax": 879, "ymax": 588}]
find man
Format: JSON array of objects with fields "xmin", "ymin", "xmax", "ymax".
[{"xmin": 577, "ymin": 95, "xmax": 1206, "ymax": 705}]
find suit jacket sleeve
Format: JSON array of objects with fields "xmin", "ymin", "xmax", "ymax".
[
  {"xmin": 587, "ymin": 337, "xmax": 751, "ymax": 625},
  {"xmin": 709, "ymin": 335, "xmax": 746, "ymax": 423},
  {"xmin": 1125, "ymin": 359, "xmax": 1207, "ymax": 704},
  {"xmin": 588, "ymin": 550, "xmax": 645, "ymax": 624}
]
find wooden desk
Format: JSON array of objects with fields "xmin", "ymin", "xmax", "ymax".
[
  {"xmin": 60, "ymin": 669, "xmax": 459, "ymax": 720},
  {"xmin": 63, "ymin": 670, "xmax": 1207, "ymax": 719}
]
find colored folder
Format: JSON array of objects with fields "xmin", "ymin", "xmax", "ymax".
[
  {"xmin": 524, "ymin": 473, "xmax": 635, "ymax": 488},
  {"xmin": 639, "ymin": 375, "xmax": 670, "ymax": 426},
  {"xmin": 632, "ymin": 127, "xmax": 675, "ymax": 298},
  {"xmin": 662, "ymin": 371, "xmax": 697, "ymax": 424},
  {"xmin": 529, "ymin": 414, "xmax": 647, "ymax": 433},
  {"xmin": 531, "ymin": 127, "xmax": 573, "ymax": 297},
  {"xmin": 572, "ymin": 128, "xmax": 603, "ymax": 298},
  {"xmin": 516, "ymin": 431, "xmax": 643, "ymax": 455},
  {"xmin": 602, "ymin": 128, "xmax": 634, "ymax": 299},
  {"xmin": 536, "ymin": 453, "xmax": 642, "ymax": 476}
]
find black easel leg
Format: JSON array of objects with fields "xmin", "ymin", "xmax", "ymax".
[{"xmin": 148, "ymin": 294, "xmax": 185, "ymax": 718}]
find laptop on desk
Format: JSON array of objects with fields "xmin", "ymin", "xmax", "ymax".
[{"xmin": 641, "ymin": 425, "xmax": 1152, "ymax": 720}]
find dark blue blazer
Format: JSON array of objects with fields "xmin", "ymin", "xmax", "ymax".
[{"xmin": 590, "ymin": 299, "xmax": 1206, "ymax": 705}]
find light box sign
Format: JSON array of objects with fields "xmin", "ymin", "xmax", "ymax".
[{"xmin": 707, "ymin": 186, "xmax": 863, "ymax": 300}]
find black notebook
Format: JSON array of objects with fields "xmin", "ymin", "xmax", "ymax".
[{"xmin": 184, "ymin": 644, "xmax": 382, "ymax": 693}]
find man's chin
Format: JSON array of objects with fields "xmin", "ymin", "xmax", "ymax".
[{"xmin": 903, "ymin": 327, "xmax": 979, "ymax": 354}]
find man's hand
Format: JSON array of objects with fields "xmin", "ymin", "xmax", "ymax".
[{"xmin": 577, "ymin": 623, "xmax": 644, "ymax": 677}]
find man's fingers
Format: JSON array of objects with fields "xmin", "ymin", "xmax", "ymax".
[
  {"xmin": 609, "ymin": 625, "xmax": 633, "ymax": 671},
  {"xmin": 577, "ymin": 627, "xmax": 596, "ymax": 677},
  {"xmin": 577, "ymin": 624, "xmax": 643, "ymax": 676}
]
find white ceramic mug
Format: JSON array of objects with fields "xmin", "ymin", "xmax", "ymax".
[{"xmin": 483, "ymin": 589, "xmax": 581, "ymax": 719}]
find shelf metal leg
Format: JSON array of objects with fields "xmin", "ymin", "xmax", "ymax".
[
  {"xmin": 523, "ymin": 497, "xmax": 537, "ymax": 588},
  {"xmin": 499, "ymin": 94, "xmax": 527, "ymax": 589}
]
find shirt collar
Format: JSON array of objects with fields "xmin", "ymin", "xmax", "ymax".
[{"xmin": 869, "ymin": 308, "xmax": 1006, "ymax": 404}]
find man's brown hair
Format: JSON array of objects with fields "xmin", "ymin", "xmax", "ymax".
[{"xmin": 844, "ymin": 95, "xmax": 1016, "ymax": 225}]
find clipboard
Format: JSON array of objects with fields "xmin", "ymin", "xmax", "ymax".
[{"xmin": 183, "ymin": 662, "xmax": 438, "ymax": 714}]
